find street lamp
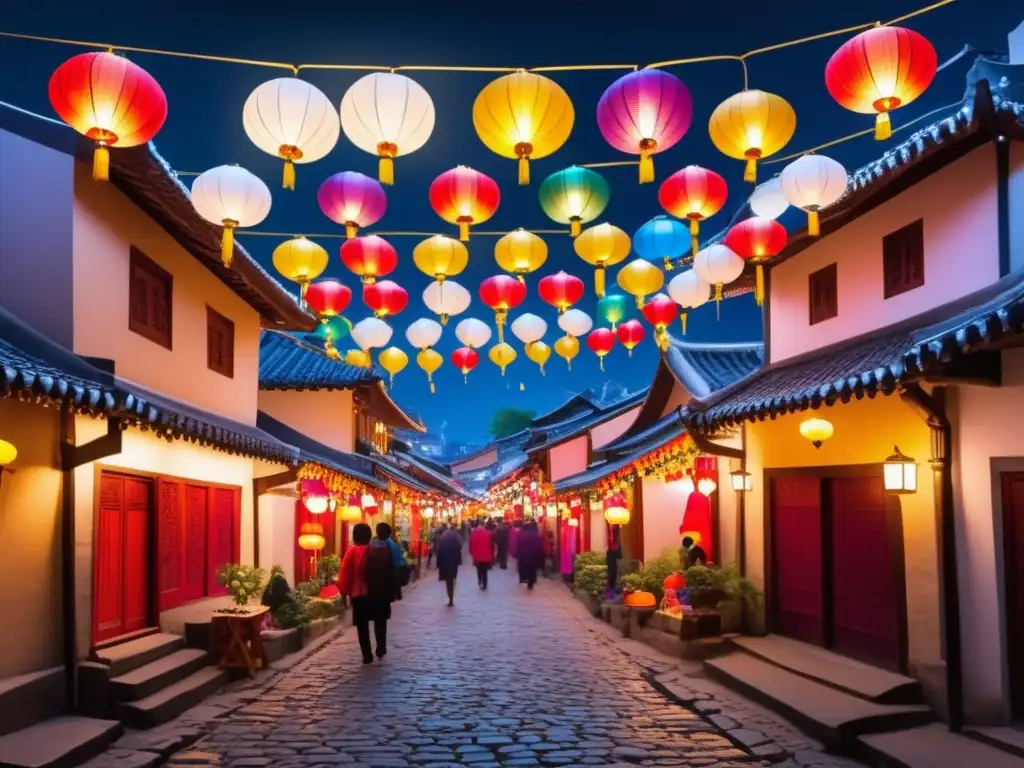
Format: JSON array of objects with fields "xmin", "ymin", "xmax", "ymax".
[
  {"xmin": 730, "ymin": 469, "xmax": 753, "ymax": 492},
  {"xmin": 883, "ymin": 446, "xmax": 918, "ymax": 495}
]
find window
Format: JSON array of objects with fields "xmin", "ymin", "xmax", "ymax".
[
  {"xmin": 809, "ymin": 263, "xmax": 838, "ymax": 325},
  {"xmin": 129, "ymin": 247, "xmax": 173, "ymax": 349},
  {"xmin": 206, "ymin": 306, "xmax": 235, "ymax": 378},
  {"xmin": 883, "ymin": 219, "xmax": 925, "ymax": 299}
]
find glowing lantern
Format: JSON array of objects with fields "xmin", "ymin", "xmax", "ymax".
[
  {"xmin": 526, "ymin": 340, "xmax": 552, "ymax": 374},
  {"xmin": 317, "ymin": 172, "xmax": 387, "ymax": 239},
  {"xmin": 617, "ymin": 259, "xmax": 664, "ymax": 309},
  {"xmin": 604, "ymin": 492, "xmax": 630, "ymax": 525},
  {"xmin": 48, "ymin": 52, "xmax": 168, "ymax": 182},
  {"xmin": 694, "ymin": 244, "xmax": 745, "ymax": 303},
  {"xmin": 596, "ymin": 69, "xmax": 693, "ymax": 184},
  {"xmin": 633, "ymin": 215, "xmax": 689, "ymax": 272},
  {"xmin": 780, "ymin": 155, "xmax": 848, "ymax": 236},
  {"xmin": 314, "ymin": 316, "xmax": 353, "ymax": 345},
  {"xmin": 573, "ymin": 222, "xmax": 630, "ymax": 297},
  {"xmin": 558, "ymin": 308, "xmax": 593, "ymax": 338},
  {"xmin": 709, "ymin": 90, "xmax": 796, "ymax": 183},
  {"xmin": 658, "ymin": 166, "xmax": 728, "ymax": 256},
  {"xmin": 305, "ymin": 279, "xmax": 352, "ymax": 321},
  {"xmin": 345, "ymin": 349, "xmax": 372, "ymax": 368},
  {"xmin": 298, "ymin": 522, "xmax": 326, "ymax": 551},
  {"xmin": 489, "ymin": 343, "xmax": 517, "ymax": 375},
  {"xmin": 668, "ymin": 269, "xmax": 711, "ymax": 334},
  {"xmin": 749, "ymin": 177, "xmax": 790, "ymax": 219},
  {"xmin": 302, "ymin": 493, "xmax": 330, "ymax": 516},
  {"xmin": 826, "ymin": 26, "xmax": 937, "ymax": 141},
  {"xmin": 416, "ymin": 349, "xmax": 444, "ymax": 394},
  {"xmin": 538, "ymin": 271, "xmax": 584, "ymax": 314},
  {"xmin": 405, "ymin": 318, "xmax": 443, "ymax": 351},
  {"xmin": 378, "ymin": 346, "xmax": 409, "ymax": 386},
  {"xmin": 586, "ymin": 328, "xmax": 615, "ymax": 371},
  {"xmin": 538, "ymin": 166, "xmax": 610, "ymax": 237},
  {"xmin": 341, "ymin": 235, "xmax": 398, "ymax": 285},
  {"xmin": 363, "ymin": 280, "xmax": 409, "ymax": 319},
  {"xmin": 243, "ymin": 78, "xmax": 339, "ymax": 190},
  {"xmin": 429, "ymin": 166, "xmax": 500, "ymax": 241},
  {"xmin": 694, "ymin": 455, "xmax": 718, "ymax": 496},
  {"xmin": 340, "ymin": 72, "xmax": 435, "ymax": 184},
  {"xmin": 272, "ymin": 237, "xmax": 329, "ymax": 298},
  {"xmin": 352, "ymin": 317, "xmax": 393, "ymax": 351},
  {"xmin": 413, "ymin": 235, "xmax": 469, "ymax": 283},
  {"xmin": 724, "ymin": 217, "xmax": 788, "ymax": 305},
  {"xmin": 495, "ymin": 229, "xmax": 548, "ymax": 282},
  {"xmin": 191, "ymin": 166, "xmax": 271, "ymax": 268},
  {"xmin": 472, "ymin": 71, "xmax": 574, "ymax": 185},
  {"xmin": 883, "ymin": 446, "xmax": 918, "ymax": 495},
  {"xmin": 479, "ymin": 275, "xmax": 527, "ymax": 343},
  {"xmin": 616, "ymin": 319, "xmax": 645, "ymax": 357},
  {"xmin": 641, "ymin": 293, "xmax": 678, "ymax": 352},
  {"xmin": 423, "ymin": 280, "xmax": 471, "ymax": 325},
  {"xmin": 511, "ymin": 313, "xmax": 547, "ymax": 345},
  {"xmin": 451, "ymin": 347, "xmax": 480, "ymax": 383},
  {"xmin": 362, "ymin": 493, "xmax": 379, "ymax": 516},
  {"xmin": 455, "ymin": 317, "xmax": 492, "ymax": 349},
  {"xmin": 730, "ymin": 469, "xmax": 753, "ymax": 493},
  {"xmin": 799, "ymin": 417, "xmax": 834, "ymax": 448},
  {"xmin": 338, "ymin": 497, "xmax": 364, "ymax": 522},
  {"xmin": 554, "ymin": 335, "xmax": 580, "ymax": 370}
]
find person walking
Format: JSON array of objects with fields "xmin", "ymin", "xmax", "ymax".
[
  {"xmin": 494, "ymin": 520, "xmax": 510, "ymax": 569},
  {"xmin": 470, "ymin": 520, "xmax": 495, "ymax": 590},
  {"xmin": 338, "ymin": 523, "xmax": 396, "ymax": 664},
  {"xmin": 435, "ymin": 524, "xmax": 464, "ymax": 607},
  {"xmin": 516, "ymin": 520, "xmax": 544, "ymax": 590},
  {"xmin": 426, "ymin": 522, "xmax": 445, "ymax": 568},
  {"xmin": 509, "ymin": 519, "xmax": 522, "ymax": 560},
  {"xmin": 374, "ymin": 522, "xmax": 404, "ymax": 600}
]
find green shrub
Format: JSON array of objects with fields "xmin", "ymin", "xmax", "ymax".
[
  {"xmin": 638, "ymin": 548, "xmax": 683, "ymax": 603},
  {"xmin": 574, "ymin": 551, "xmax": 604, "ymax": 569},
  {"xmin": 269, "ymin": 564, "xmax": 285, "ymax": 582},
  {"xmin": 216, "ymin": 564, "xmax": 267, "ymax": 606},
  {"xmin": 620, "ymin": 573, "xmax": 644, "ymax": 592},
  {"xmin": 293, "ymin": 578, "xmax": 324, "ymax": 603},
  {"xmin": 573, "ymin": 563, "xmax": 607, "ymax": 599},
  {"xmin": 272, "ymin": 599, "xmax": 311, "ymax": 629},
  {"xmin": 684, "ymin": 563, "xmax": 761, "ymax": 607},
  {"xmin": 306, "ymin": 597, "xmax": 341, "ymax": 620},
  {"xmin": 316, "ymin": 554, "xmax": 341, "ymax": 584}
]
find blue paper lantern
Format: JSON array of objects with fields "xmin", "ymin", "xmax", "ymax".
[{"xmin": 633, "ymin": 215, "xmax": 690, "ymax": 271}]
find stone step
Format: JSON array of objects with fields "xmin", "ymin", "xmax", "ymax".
[
  {"xmin": 93, "ymin": 633, "xmax": 185, "ymax": 677},
  {"xmin": 857, "ymin": 723, "xmax": 1024, "ymax": 767},
  {"xmin": 704, "ymin": 652, "xmax": 934, "ymax": 749},
  {"xmin": 109, "ymin": 649, "xmax": 211, "ymax": 703},
  {"xmin": 0, "ymin": 716, "xmax": 122, "ymax": 768},
  {"xmin": 118, "ymin": 667, "xmax": 228, "ymax": 730},
  {"xmin": 964, "ymin": 726, "xmax": 1024, "ymax": 760}
]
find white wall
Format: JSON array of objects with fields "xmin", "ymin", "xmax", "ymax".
[
  {"xmin": 258, "ymin": 493, "xmax": 297, "ymax": 585},
  {"xmin": 641, "ymin": 476, "xmax": 692, "ymax": 562}
]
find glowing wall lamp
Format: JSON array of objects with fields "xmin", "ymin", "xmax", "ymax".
[
  {"xmin": 603, "ymin": 492, "xmax": 630, "ymax": 525},
  {"xmin": 0, "ymin": 438, "xmax": 16, "ymax": 493},
  {"xmin": 799, "ymin": 417, "xmax": 834, "ymax": 448},
  {"xmin": 730, "ymin": 468, "xmax": 753, "ymax": 492},
  {"xmin": 883, "ymin": 446, "xmax": 918, "ymax": 495}
]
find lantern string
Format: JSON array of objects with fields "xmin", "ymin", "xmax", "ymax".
[{"xmin": 234, "ymin": 229, "xmax": 571, "ymax": 239}]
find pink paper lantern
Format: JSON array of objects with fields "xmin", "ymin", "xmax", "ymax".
[{"xmin": 317, "ymin": 171, "xmax": 387, "ymax": 238}]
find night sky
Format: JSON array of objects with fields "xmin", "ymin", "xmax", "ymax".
[{"xmin": 0, "ymin": 1, "xmax": 1016, "ymax": 444}]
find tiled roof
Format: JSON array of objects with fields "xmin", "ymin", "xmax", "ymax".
[
  {"xmin": 663, "ymin": 337, "xmax": 765, "ymax": 399},
  {"xmin": 370, "ymin": 457, "xmax": 436, "ymax": 494},
  {"xmin": 391, "ymin": 448, "xmax": 480, "ymax": 500},
  {"xmin": 455, "ymin": 451, "xmax": 532, "ymax": 496},
  {"xmin": 602, "ymin": 410, "xmax": 687, "ymax": 456},
  {"xmin": 259, "ymin": 331, "xmax": 379, "ymax": 390},
  {"xmin": 526, "ymin": 390, "xmax": 646, "ymax": 454}
]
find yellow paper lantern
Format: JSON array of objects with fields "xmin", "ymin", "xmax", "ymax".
[
  {"xmin": 525, "ymin": 340, "xmax": 552, "ymax": 375},
  {"xmin": 472, "ymin": 72, "xmax": 575, "ymax": 185},
  {"xmin": 0, "ymin": 439, "xmax": 16, "ymax": 466},
  {"xmin": 272, "ymin": 237, "xmax": 329, "ymax": 297},
  {"xmin": 338, "ymin": 503, "xmax": 363, "ymax": 523},
  {"xmin": 378, "ymin": 346, "xmax": 409, "ymax": 387},
  {"xmin": 298, "ymin": 522, "xmax": 326, "ymax": 551},
  {"xmin": 413, "ymin": 235, "xmax": 469, "ymax": 283},
  {"xmin": 416, "ymin": 348, "xmax": 443, "ymax": 394},
  {"xmin": 494, "ymin": 229, "xmax": 548, "ymax": 282},
  {"xmin": 553, "ymin": 335, "xmax": 579, "ymax": 370},
  {"xmin": 709, "ymin": 90, "xmax": 796, "ymax": 183},
  {"xmin": 617, "ymin": 259, "xmax": 665, "ymax": 309},
  {"xmin": 573, "ymin": 223, "xmax": 631, "ymax": 297},
  {"xmin": 345, "ymin": 349, "xmax": 372, "ymax": 368},
  {"xmin": 799, "ymin": 417, "xmax": 834, "ymax": 448},
  {"xmin": 488, "ymin": 342, "xmax": 517, "ymax": 376}
]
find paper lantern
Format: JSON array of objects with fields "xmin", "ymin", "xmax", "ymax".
[
  {"xmin": 423, "ymin": 280, "xmax": 471, "ymax": 325},
  {"xmin": 694, "ymin": 455, "xmax": 718, "ymax": 496},
  {"xmin": 489, "ymin": 343, "xmax": 517, "ymax": 375},
  {"xmin": 558, "ymin": 308, "xmax": 593, "ymax": 338},
  {"xmin": 749, "ymin": 177, "xmax": 790, "ymax": 219},
  {"xmin": 413, "ymin": 235, "xmax": 469, "ymax": 283},
  {"xmin": 658, "ymin": 166, "xmax": 728, "ymax": 255},
  {"xmin": 709, "ymin": 90, "xmax": 796, "ymax": 183},
  {"xmin": 243, "ymin": 78, "xmax": 339, "ymax": 190},
  {"xmin": 472, "ymin": 72, "xmax": 574, "ymax": 184},
  {"xmin": 191, "ymin": 166, "xmax": 271, "ymax": 268},
  {"xmin": 0, "ymin": 438, "xmax": 19, "ymax": 467},
  {"xmin": 351, "ymin": 317, "xmax": 393, "ymax": 350},
  {"xmin": 586, "ymin": 328, "xmax": 615, "ymax": 371},
  {"xmin": 340, "ymin": 72, "xmax": 435, "ymax": 184},
  {"xmin": 298, "ymin": 522, "xmax": 325, "ymax": 551},
  {"xmin": 363, "ymin": 280, "xmax": 409, "ymax": 319},
  {"xmin": 780, "ymin": 155, "xmax": 848, "ymax": 236},
  {"xmin": 693, "ymin": 244, "xmax": 745, "ymax": 302},
  {"xmin": 526, "ymin": 340, "xmax": 552, "ymax": 374},
  {"xmin": 272, "ymin": 237, "xmax": 329, "ymax": 296},
  {"xmin": 617, "ymin": 259, "xmax": 664, "ymax": 309},
  {"xmin": 641, "ymin": 293, "xmax": 678, "ymax": 352},
  {"xmin": 340, "ymin": 235, "xmax": 398, "ymax": 285},
  {"xmin": 554, "ymin": 335, "xmax": 579, "ymax": 370},
  {"xmin": 302, "ymin": 492, "xmax": 330, "ymax": 516},
  {"xmin": 538, "ymin": 271, "xmax": 584, "ymax": 314},
  {"xmin": 48, "ymin": 51, "xmax": 167, "ymax": 182},
  {"xmin": 405, "ymin": 318, "xmax": 443, "ymax": 351},
  {"xmin": 724, "ymin": 217, "xmax": 788, "ymax": 305},
  {"xmin": 455, "ymin": 318, "xmax": 492, "ymax": 349},
  {"xmin": 378, "ymin": 346, "xmax": 409, "ymax": 386},
  {"xmin": 596, "ymin": 69, "xmax": 693, "ymax": 184},
  {"xmin": 604, "ymin": 492, "xmax": 630, "ymax": 525},
  {"xmin": 597, "ymin": 294, "xmax": 631, "ymax": 332},
  {"xmin": 825, "ymin": 26, "xmax": 937, "ymax": 140},
  {"xmin": 429, "ymin": 166, "xmax": 500, "ymax": 241},
  {"xmin": 451, "ymin": 346, "xmax": 480, "ymax": 383},
  {"xmin": 479, "ymin": 275, "xmax": 526, "ymax": 343},
  {"xmin": 338, "ymin": 497, "xmax": 364, "ymax": 522},
  {"xmin": 511, "ymin": 313, "xmax": 548, "ymax": 345},
  {"xmin": 633, "ymin": 215, "xmax": 689, "ymax": 272},
  {"xmin": 495, "ymin": 229, "xmax": 548, "ymax": 282},
  {"xmin": 616, "ymin": 319, "xmax": 645, "ymax": 357},
  {"xmin": 883, "ymin": 446, "xmax": 918, "ymax": 495},
  {"xmin": 317, "ymin": 172, "xmax": 387, "ymax": 238},
  {"xmin": 305, "ymin": 279, "xmax": 352, "ymax": 321},
  {"xmin": 416, "ymin": 349, "xmax": 444, "ymax": 394},
  {"xmin": 800, "ymin": 417, "xmax": 834, "ymax": 449},
  {"xmin": 668, "ymin": 269, "xmax": 711, "ymax": 334},
  {"xmin": 345, "ymin": 349, "xmax": 372, "ymax": 368},
  {"xmin": 538, "ymin": 166, "xmax": 610, "ymax": 237},
  {"xmin": 573, "ymin": 222, "xmax": 630, "ymax": 297},
  {"xmin": 314, "ymin": 316, "xmax": 353, "ymax": 345}
]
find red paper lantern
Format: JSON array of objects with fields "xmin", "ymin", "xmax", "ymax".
[
  {"xmin": 825, "ymin": 26, "xmax": 937, "ymax": 141},
  {"xmin": 586, "ymin": 328, "xmax": 615, "ymax": 371},
  {"xmin": 451, "ymin": 347, "xmax": 479, "ymax": 383},
  {"xmin": 305, "ymin": 279, "xmax": 352, "ymax": 320},
  {"xmin": 723, "ymin": 217, "xmax": 788, "ymax": 306},
  {"xmin": 658, "ymin": 166, "xmax": 728, "ymax": 256},
  {"xmin": 429, "ymin": 166, "xmax": 501, "ymax": 241},
  {"xmin": 363, "ymin": 280, "xmax": 409, "ymax": 318},
  {"xmin": 48, "ymin": 51, "xmax": 168, "ymax": 182},
  {"xmin": 340, "ymin": 235, "xmax": 398, "ymax": 285},
  {"xmin": 538, "ymin": 270, "xmax": 585, "ymax": 314},
  {"xmin": 641, "ymin": 293, "xmax": 678, "ymax": 352},
  {"xmin": 479, "ymin": 275, "xmax": 527, "ymax": 343},
  {"xmin": 616, "ymin": 319, "xmax": 646, "ymax": 357}
]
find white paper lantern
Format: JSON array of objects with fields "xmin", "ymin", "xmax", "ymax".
[
  {"xmin": 668, "ymin": 269, "xmax": 711, "ymax": 335},
  {"xmin": 405, "ymin": 318, "xmax": 443, "ymax": 350},
  {"xmin": 693, "ymin": 244, "xmax": 745, "ymax": 301},
  {"xmin": 340, "ymin": 72, "xmax": 435, "ymax": 185},
  {"xmin": 558, "ymin": 308, "xmax": 593, "ymax": 338},
  {"xmin": 780, "ymin": 154, "xmax": 848, "ymax": 236},
  {"xmin": 242, "ymin": 78, "xmax": 340, "ymax": 191},
  {"xmin": 455, "ymin": 317, "xmax": 492, "ymax": 349},
  {"xmin": 352, "ymin": 317, "xmax": 393, "ymax": 350},
  {"xmin": 510, "ymin": 313, "xmax": 547, "ymax": 345},
  {"xmin": 422, "ymin": 280, "xmax": 471, "ymax": 325},
  {"xmin": 748, "ymin": 177, "xmax": 789, "ymax": 220},
  {"xmin": 191, "ymin": 165, "xmax": 271, "ymax": 268}
]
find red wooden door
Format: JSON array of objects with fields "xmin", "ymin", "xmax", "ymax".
[
  {"xmin": 770, "ymin": 476, "xmax": 825, "ymax": 646},
  {"xmin": 830, "ymin": 476, "xmax": 903, "ymax": 669},
  {"xmin": 157, "ymin": 478, "xmax": 186, "ymax": 610},
  {"xmin": 1002, "ymin": 472, "xmax": 1024, "ymax": 717},
  {"xmin": 183, "ymin": 485, "xmax": 208, "ymax": 603},
  {"xmin": 123, "ymin": 477, "xmax": 150, "ymax": 634},
  {"xmin": 208, "ymin": 487, "xmax": 241, "ymax": 595}
]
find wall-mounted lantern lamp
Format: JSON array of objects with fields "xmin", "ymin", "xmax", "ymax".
[
  {"xmin": 799, "ymin": 417, "xmax": 834, "ymax": 448},
  {"xmin": 730, "ymin": 469, "xmax": 753, "ymax": 492},
  {"xmin": 0, "ymin": 438, "xmax": 16, "ymax": 493},
  {"xmin": 883, "ymin": 445, "xmax": 918, "ymax": 495}
]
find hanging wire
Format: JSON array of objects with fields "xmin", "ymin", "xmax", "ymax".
[{"xmin": 234, "ymin": 229, "xmax": 571, "ymax": 239}]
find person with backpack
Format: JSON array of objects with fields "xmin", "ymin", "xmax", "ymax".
[{"xmin": 338, "ymin": 522, "xmax": 396, "ymax": 664}]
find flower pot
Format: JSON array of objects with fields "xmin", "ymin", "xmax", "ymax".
[{"xmin": 688, "ymin": 587, "xmax": 726, "ymax": 610}]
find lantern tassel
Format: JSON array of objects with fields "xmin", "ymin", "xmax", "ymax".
[
  {"xmin": 500, "ymin": 365, "xmax": 506, "ymax": 377},
  {"xmin": 379, "ymin": 157, "xmax": 394, "ymax": 186},
  {"xmin": 221, "ymin": 222, "xmax": 237, "ymax": 268},
  {"xmin": 345, "ymin": 222, "xmax": 357, "ymax": 239},
  {"xmin": 463, "ymin": 373, "xmax": 468, "ymax": 384},
  {"xmin": 680, "ymin": 313, "xmax": 687, "ymax": 335},
  {"xmin": 627, "ymin": 348, "xmax": 633, "ymax": 358},
  {"xmin": 875, "ymin": 112, "xmax": 892, "ymax": 141},
  {"xmin": 755, "ymin": 264, "xmax": 765, "ymax": 306},
  {"xmin": 567, "ymin": 359, "xmax": 572, "ymax": 371},
  {"xmin": 520, "ymin": 382, "xmax": 525, "ymax": 391},
  {"xmin": 690, "ymin": 219, "xmax": 700, "ymax": 256},
  {"xmin": 516, "ymin": 274, "xmax": 525, "ymax": 284},
  {"xmin": 430, "ymin": 380, "xmax": 436, "ymax": 395},
  {"xmin": 518, "ymin": 156, "xmax": 529, "ymax": 185},
  {"xmin": 458, "ymin": 222, "xmax": 470, "ymax": 242},
  {"xmin": 639, "ymin": 150, "xmax": 654, "ymax": 184},
  {"xmin": 599, "ymin": 357, "xmax": 605, "ymax": 372},
  {"xmin": 595, "ymin": 268, "xmax": 606, "ymax": 298},
  {"xmin": 635, "ymin": 295, "xmax": 644, "ymax": 310},
  {"xmin": 570, "ymin": 218, "xmax": 582, "ymax": 237},
  {"xmin": 496, "ymin": 311, "xmax": 506, "ymax": 344},
  {"xmin": 93, "ymin": 145, "xmax": 110, "ymax": 182},
  {"xmin": 540, "ymin": 363, "xmax": 546, "ymax": 376},
  {"xmin": 663, "ymin": 257, "xmax": 674, "ymax": 272},
  {"xmin": 389, "ymin": 374, "xmax": 395, "ymax": 387},
  {"xmin": 744, "ymin": 157, "xmax": 757, "ymax": 183},
  {"xmin": 440, "ymin": 313, "xmax": 449, "ymax": 326},
  {"xmin": 283, "ymin": 160, "xmax": 296, "ymax": 191},
  {"xmin": 807, "ymin": 210, "xmax": 820, "ymax": 237}
]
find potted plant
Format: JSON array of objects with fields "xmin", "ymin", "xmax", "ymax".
[
  {"xmin": 216, "ymin": 564, "xmax": 267, "ymax": 612},
  {"xmin": 683, "ymin": 564, "xmax": 728, "ymax": 610}
]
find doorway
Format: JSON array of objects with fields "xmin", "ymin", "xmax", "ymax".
[{"xmin": 1002, "ymin": 471, "xmax": 1024, "ymax": 717}]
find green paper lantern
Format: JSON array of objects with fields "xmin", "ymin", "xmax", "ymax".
[
  {"xmin": 315, "ymin": 316, "xmax": 353, "ymax": 343},
  {"xmin": 597, "ymin": 294, "xmax": 631, "ymax": 332},
  {"xmin": 538, "ymin": 166, "xmax": 610, "ymax": 237}
]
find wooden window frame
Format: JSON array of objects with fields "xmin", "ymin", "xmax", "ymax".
[
  {"xmin": 882, "ymin": 219, "xmax": 925, "ymax": 299},
  {"xmin": 206, "ymin": 305, "xmax": 235, "ymax": 379},
  {"xmin": 808, "ymin": 263, "xmax": 838, "ymax": 326},
  {"xmin": 129, "ymin": 247, "xmax": 173, "ymax": 349}
]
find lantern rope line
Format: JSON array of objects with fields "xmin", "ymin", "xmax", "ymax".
[{"xmin": 234, "ymin": 229, "xmax": 572, "ymax": 239}]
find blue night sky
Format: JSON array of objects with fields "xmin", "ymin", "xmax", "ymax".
[{"xmin": 0, "ymin": 1, "xmax": 1016, "ymax": 443}]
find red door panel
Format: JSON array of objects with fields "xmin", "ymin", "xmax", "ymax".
[
  {"xmin": 94, "ymin": 474, "xmax": 126, "ymax": 643},
  {"xmin": 208, "ymin": 487, "xmax": 239, "ymax": 595},
  {"xmin": 183, "ymin": 485, "xmax": 208, "ymax": 602},
  {"xmin": 157, "ymin": 478, "xmax": 185, "ymax": 611},
  {"xmin": 1003, "ymin": 473, "xmax": 1024, "ymax": 717},
  {"xmin": 771, "ymin": 477, "xmax": 825, "ymax": 646},
  {"xmin": 123, "ymin": 478, "xmax": 150, "ymax": 634}
]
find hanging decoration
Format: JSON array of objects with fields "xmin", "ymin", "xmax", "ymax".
[
  {"xmin": 406, "ymin": 318, "xmax": 445, "ymax": 392},
  {"xmin": 538, "ymin": 271, "xmax": 585, "ymax": 315},
  {"xmin": 596, "ymin": 69, "xmax": 693, "ymax": 184},
  {"xmin": 455, "ymin": 317, "xmax": 492, "ymax": 350},
  {"xmin": 429, "ymin": 166, "xmax": 500, "ymax": 241},
  {"xmin": 340, "ymin": 235, "xmax": 398, "ymax": 285},
  {"xmin": 694, "ymin": 455, "xmax": 718, "ymax": 496},
  {"xmin": 525, "ymin": 340, "xmax": 552, "ymax": 374},
  {"xmin": 413, "ymin": 235, "xmax": 469, "ymax": 284},
  {"xmin": 304, "ymin": 279, "xmax": 352, "ymax": 322},
  {"xmin": 723, "ymin": 216, "xmax": 788, "ymax": 305},
  {"xmin": 592, "ymin": 434, "xmax": 699, "ymax": 495},
  {"xmin": 633, "ymin": 215, "xmax": 690, "ymax": 272},
  {"xmin": 422, "ymin": 280, "xmax": 471, "ymax": 325},
  {"xmin": 586, "ymin": 328, "xmax": 615, "ymax": 371},
  {"xmin": 749, "ymin": 176, "xmax": 790, "ymax": 219},
  {"xmin": 799, "ymin": 417, "xmax": 834, "ymax": 448},
  {"xmin": 272, "ymin": 237, "xmax": 329, "ymax": 298},
  {"xmin": 494, "ymin": 229, "xmax": 548, "ymax": 283},
  {"xmin": 603, "ymin": 492, "xmax": 630, "ymax": 525},
  {"xmin": 472, "ymin": 71, "xmax": 574, "ymax": 185},
  {"xmin": 658, "ymin": 166, "xmax": 728, "ymax": 256},
  {"xmin": 317, "ymin": 171, "xmax": 387, "ymax": 238},
  {"xmin": 573, "ymin": 222, "xmax": 630, "ymax": 297},
  {"xmin": 538, "ymin": 166, "xmax": 610, "ymax": 237},
  {"xmin": 597, "ymin": 294, "xmax": 631, "ymax": 332},
  {"xmin": 48, "ymin": 51, "xmax": 168, "ymax": 182},
  {"xmin": 489, "ymin": 342, "xmax": 517, "ymax": 375},
  {"xmin": 363, "ymin": 279, "xmax": 409, "ymax": 319},
  {"xmin": 314, "ymin": 316, "xmax": 353, "ymax": 345},
  {"xmin": 510, "ymin": 313, "xmax": 548, "ymax": 346},
  {"xmin": 558, "ymin": 308, "xmax": 593, "ymax": 339},
  {"xmin": 616, "ymin": 319, "xmax": 645, "ymax": 357},
  {"xmin": 709, "ymin": 90, "xmax": 796, "ymax": 183},
  {"xmin": 641, "ymin": 293, "xmax": 678, "ymax": 352},
  {"xmin": 825, "ymin": 26, "xmax": 937, "ymax": 141},
  {"xmin": 451, "ymin": 346, "xmax": 480, "ymax": 383},
  {"xmin": 345, "ymin": 349, "xmax": 372, "ymax": 368},
  {"xmin": 351, "ymin": 317, "xmax": 393, "ymax": 351},
  {"xmin": 780, "ymin": 154, "xmax": 848, "ymax": 236},
  {"xmin": 378, "ymin": 346, "xmax": 409, "ymax": 386},
  {"xmin": 298, "ymin": 521, "xmax": 326, "ymax": 552},
  {"xmin": 416, "ymin": 349, "xmax": 444, "ymax": 394},
  {"xmin": 693, "ymin": 244, "xmax": 745, "ymax": 304},
  {"xmin": 340, "ymin": 72, "xmax": 435, "ymax": 184},
  {"xmin": 191, "ymin": 166, "xmax": 271, "ymax": 267},
  {"xmin": 554, "ymin": 334, "xmax": 580, "ymax": 370},
  {"xmin": 668, "ymin": 268, "xmax": 711, "ymax": 334},
  {"xmin": 479, "ymin": 275, "xmax": 526, "ymax": 343},
  {"xmin": 617, "ymin": 259, "xmax": 664, "ymax": 309}
]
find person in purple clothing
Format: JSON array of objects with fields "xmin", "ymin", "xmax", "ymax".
[{"xmin": 516, "ymin": 520, "xmax": 544, "ymax": 590}]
